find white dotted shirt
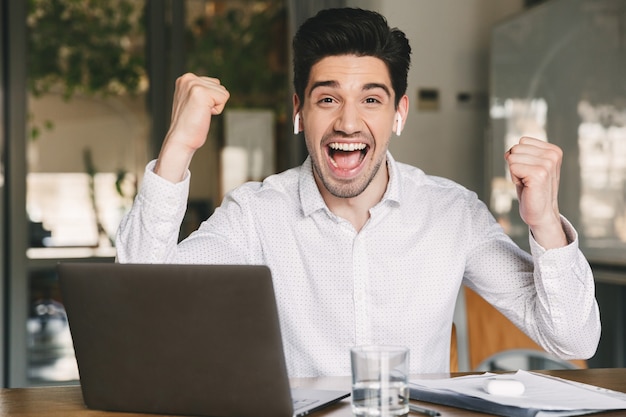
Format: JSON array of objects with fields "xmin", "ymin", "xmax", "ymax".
[{"xmin": 116, "ymin": 153, "xmax": 600, "ymax": 377}]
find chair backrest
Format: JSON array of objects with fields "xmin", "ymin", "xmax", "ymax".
[{"xmin": 450, "ymin": 323, "xmax": 459, "ymax": 372}]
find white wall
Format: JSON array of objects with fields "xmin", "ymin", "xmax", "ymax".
[
  {"xmin": 351, "ymin": 0, "xmax": 524, "ymax": 197},
  {"xmin": 28, "ymin": 93, "xmax": 149, "ymax": 177}
]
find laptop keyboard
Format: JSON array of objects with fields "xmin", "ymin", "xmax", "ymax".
[{"xmin": 293, "ymin": 397, "xmax": 319, "ymax": 410}]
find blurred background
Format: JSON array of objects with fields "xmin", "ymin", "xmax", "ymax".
[{"xmin": 1, "ymin": 0, "xmax": 624, "ymax": 387}]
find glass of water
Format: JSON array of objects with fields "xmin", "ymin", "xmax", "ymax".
[{"xmin": 350, "ymin": 345, "xmax": 410, "ymax": 417}]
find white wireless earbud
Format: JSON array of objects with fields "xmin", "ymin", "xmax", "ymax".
[
  {"xmin": 293, "ymin": 113, "xmax": 300, "ymax": 135},
  {"xmin": 395, "ymin": 113, "xmax": 403, "ymax": 136}
]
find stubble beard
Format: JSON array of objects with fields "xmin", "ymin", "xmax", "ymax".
[{"xmin": 310, "ymin": 150, "xmax": 386, "ymax": 199}]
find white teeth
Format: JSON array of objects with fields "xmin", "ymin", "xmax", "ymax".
[{"xmin": 328, "ymin": 142, "xmax": 367, "ymax": 151}]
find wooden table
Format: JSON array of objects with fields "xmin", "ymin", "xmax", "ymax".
[{"xmin": 0, "ymin": 368, "xmax": 625, "ymax": 416}]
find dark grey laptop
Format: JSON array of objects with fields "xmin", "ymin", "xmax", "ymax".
[{"xmin": 58, "ymin": 262, "xmax": 349, "ymax": 417}]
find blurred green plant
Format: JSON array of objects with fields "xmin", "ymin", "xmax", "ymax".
[
  {"xmin": 26, "ymin": 0, "xmax": 288, "ymax": 231},
  {"xmin": 82, "ymin": 148, "xmax": 115, "ymax": 246},
  {"xmin": 186, "ymin": 1, "xmax": 288, "ymax": 117},
  {"xmin": 27, "ymin": 0, "xmax": 288, "ymax": 120},
  {"xmin": 27, "ymin": 0, "xmax": 145, "ymax": 100},
  {"xmin": 27, "ymin": 0, "xmax": 145, "ymax": 140},
  {"xmin": 26, "ymin": 0, "xmax": 145, "ymax": 229}
]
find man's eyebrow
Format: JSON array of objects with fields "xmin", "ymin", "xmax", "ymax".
[
  {"xmin": 363, "ymin": 83, "xmax": 391, "ymax": 97},
  {"xmin": 308, "ymin": 80, "xmax": 338, "ymax": 97},
  {"xmin": 308, "ymin": 81, "xmax": 391, "ymax": 97}
]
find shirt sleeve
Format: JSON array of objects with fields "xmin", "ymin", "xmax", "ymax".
[
  {"xmin": 525, "ymin": 216, "xmax": 601, "ymax": 359},
  {"xmin": 115, "ymin": 160, "xmax": 190, "ymax": 263},
  {"xmin": 115, "ymin": 160, "xmax": 252, "ymax": 265},
  {"xmin": 464, "ymin": 201, "xmax": 600, "ymax": 361}
]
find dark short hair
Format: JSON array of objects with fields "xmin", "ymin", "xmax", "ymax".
[{"xmin": 292, "ymin": 8, "xmax": 411, "ymax": 108}]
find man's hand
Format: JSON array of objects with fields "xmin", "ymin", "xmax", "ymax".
[
  {"xmin": 155, "ymin": 73, "xmax": 230, "ymax": 183},
  {"xmin": 505, "ymin": 136, "xmax": 568, "ymax": 249}
]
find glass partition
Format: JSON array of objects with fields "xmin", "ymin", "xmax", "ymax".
[
  {"xmin": 22, "ymin": 0, "xmax": 288, "ymax": 386},
  {"xmin": 25, "ymin": 0, "xmax": 148, "ymax": 384},
  {"xmin": 488, "ymin": 0, "xmax": 626, "ymax": 265}
]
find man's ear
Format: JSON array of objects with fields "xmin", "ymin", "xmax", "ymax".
[{"xmin": 394, "ymin": 94, "xmax": 409, "ymax": 136}]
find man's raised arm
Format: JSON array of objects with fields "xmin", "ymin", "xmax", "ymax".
[{"xmin": 155, "ymin": 73, "xmax": 230, "ymax": 183}]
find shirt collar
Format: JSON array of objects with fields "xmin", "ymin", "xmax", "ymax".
[{"xmin": 299, "ymin": 151, "xmax": 402, "ymax": 218}]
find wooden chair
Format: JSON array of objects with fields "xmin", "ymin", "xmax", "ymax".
[
  {"xmin": 451, "ymin": 286, "xmax": 586, "ymax": 372},
  {"xmin": 450, "ymin": 323, "xmax": 459, "ymax": 372}
]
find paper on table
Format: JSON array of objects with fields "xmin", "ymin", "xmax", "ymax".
[{"xmin": 410, "ymin": 370, "xmax": 626, "ymax": 416}]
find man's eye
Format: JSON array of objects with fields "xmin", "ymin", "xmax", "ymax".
[
  {"xmin": 365, "ymin": 97, "xmax": 380, "ymax": 104},
  {"xmin": 319, "ymin": 97, "xmax": 334, "ymax": 104}
]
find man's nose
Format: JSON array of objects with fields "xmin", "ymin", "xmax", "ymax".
[{"xmin": 333, "ymin": 105, "xmax": 361, "ymax": 135}]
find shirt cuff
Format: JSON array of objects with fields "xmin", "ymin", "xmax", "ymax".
[
  {"xmin": 529, "ymin": 216, "xmax": 584, "ymax": 274},
  {"xmin": 145, "ymin": 159, "xmax": 191, "ymax": 183},
  {"xmin": 139, "ymin": 160, "xmax": 190, "ymax": 215}
]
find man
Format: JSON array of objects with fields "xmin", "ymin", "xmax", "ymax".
[{"xmin": 116, "ymin": 8, "xmax": 600, "ymax": 377}]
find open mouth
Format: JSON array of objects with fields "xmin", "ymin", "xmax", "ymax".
[{"xmin": 327, "ymin": 142, "xmax": 369, "ymax": 172}]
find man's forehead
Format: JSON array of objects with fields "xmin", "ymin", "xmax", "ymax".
[{"xmin": 306, "ymin": 55, "xmax": 392, "ymax": 94}]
